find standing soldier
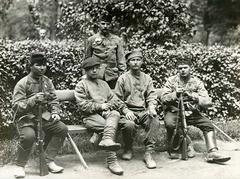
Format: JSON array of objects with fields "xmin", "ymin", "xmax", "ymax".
[
  {"xmin": 12, "ymin": 52, "xmax": 68, "ymax": 178},
  {"xmin": 161, "ymin": 58, "xmax": 231, "ymax": 163},
  {"xmin": 114, "ymin": 49, "xmax": 160, "ymax": 169},
  {"xmin": 38, "ymin": 28, "xmax": 52, "ymax": 47},
  {"xmin": 86, "ymin": 13, "xmax": 126, "ymax": 89},
  {"xmin": 74, "ymin": 56, "xmax": 124, "ymax": 175}
]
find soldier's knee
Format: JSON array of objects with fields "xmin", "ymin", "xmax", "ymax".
[
  {"xmin": 110, "ymin": 110, "xmax": 120, "ymax": 117},
  {"xmin": 126, "ymin": 120, "xmax": 136, "ymax": 128}
]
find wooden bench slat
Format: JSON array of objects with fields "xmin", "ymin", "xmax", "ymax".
[
  {"xmin": 67, "ymin": 125, "xmax": 88, "ymax": 134},
  {"xmin": 67, "ymin": 121, "xmax": 165, "ymax": 135},
  {"xmin": 56, "ymin": 90, "xmax": 75, "ymax": 102}
]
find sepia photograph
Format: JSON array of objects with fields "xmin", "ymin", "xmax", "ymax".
[{"xmin": 0, "ymin": 0, "xmax": 239, "ymax": 179}]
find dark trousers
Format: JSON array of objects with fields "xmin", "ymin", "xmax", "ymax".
[
  {"xmin": 119, "ymin": 110, "xmax": 160, "ymax": 152},
  {"xmin": 164, "ymin": 111, "xmax": 214, "ymax": 150},
  {"xmin": 106, "ymin": 79, "xmax": 117, "ymax": 89},
  {"xmin": 16, "ymin": 120, "xmax": 68, "ymax": 167}
]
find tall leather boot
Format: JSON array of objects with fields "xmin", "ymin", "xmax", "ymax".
[
  {"xmin": 14, "ymin": 145, "xmax": 32, "ymax": 178},
  {"xmin": 106, "ymin": 151, "xmax": 123, "ymax": 175},
  {"xmin": 204, "ymin": 131, "xmax": 231, "ymax": 163},
  {"xmin": 99, "ymin": 111, "xmax": 121, "ymax": 151},
  {"xmin": 45, "ymin": 136, "xmax": 65, "ymax": 173}
]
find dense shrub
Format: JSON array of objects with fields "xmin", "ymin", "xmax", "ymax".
[
  {"xmin": 142, "ymin": 43, "xmax": 240, "ymax": 120},
  {"xmin": 57, "ymin": 0, "xmax": 195, "ymax": 49},
  {"xmin": 0, "ymin": 39, "xmax": 85, "ymax": 139},
  {"xmin": 0, "ymin": 40, "xmax": 239, "ymax": 139}
]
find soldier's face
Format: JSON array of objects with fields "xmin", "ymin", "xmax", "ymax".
[
  {"xmin": 99, "ymin": 21, "xmax": 110, "ymax": 34},
  {"xmin": 85, "ymin": 65, "xmax": 100, "ymax": 79},
  {"xmin": 128, "ymin": 57, "xmax": 142, "ymax": 70},
  {"xmin": 39, "ymin": 30, "xmax": 46, "ymax": 38},
  {"xmin": 177, "ymin": 64, "xmax": 191, "ymax": 77},
  {"xmin": 31, "ymin": 63, "xmax": 47, "ymax": 78}
]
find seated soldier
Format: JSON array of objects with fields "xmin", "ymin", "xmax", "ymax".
[
  {"xmin": 161, "ymin": 58, "xmax": 231, "ymax": 163},
  {"xmin": 12, "ymin": 52, "xmax": 68, "ymax": 178},
  {"xmin": 114, "ymin": 49, "xmax": 160, "ymax": 169},
  {"xmin": 74, "ymin": 56, "xmax": 124, "ymax": 175}
]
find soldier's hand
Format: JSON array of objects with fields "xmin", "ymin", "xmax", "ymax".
[
  {"xmin": 43, "ymin": 91, "xmax": 51, "ymax": 100},
  {"xmin": 183, "ymin": 91, "xmax": 193, "ymax": 100},
  {"xmin": 148, "ymin": 107, "xmax": 157, "ymax": 118},
  {"xmin": 35, "ymin": 92, "xmax": 45, "ymax": 102},
  {"xmin": 102, "ymin": 110, "xmax": 110, "ymax": 118},
  {"xmin": 176, "ymin": 86, "xmax": 184, "ymax": 97},
  {"xmin": 126, "ymin": 111, "xmax": 137, "ymax": 121},
  {"xmin": 51, "ymin": 114, "xmax": 61, "ymax": 123},
  {"xmin": 101, "ymin": 103, "xmax": 111, "ymax": 111}
]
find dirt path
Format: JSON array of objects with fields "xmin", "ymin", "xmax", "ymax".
[{"xmin": 1, "ymin": 140, "xmax": 240, "ymax": 179}]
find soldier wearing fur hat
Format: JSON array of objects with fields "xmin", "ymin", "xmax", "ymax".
[
  {"xmin": 12, "ymin": 52, "xmax": 68, "ymax": 178},
  {"xmin": 161, "ymin": 58, "xmax": 231, "ymax": 163},
  {"xmin": 114, "ymin": 49, "xmax": 160, "ymax": 169},
  {"xmin": 74, "ymin": 56, "xmax": 124, "ymax": 175},
  {"xmin": 86, "ymin": 13, "xmax": 126, "ymax": 89}
]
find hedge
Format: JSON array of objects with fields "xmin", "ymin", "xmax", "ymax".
[{"xmin": 0, "ymin": 40, "xmax": 239, "ymax": 139}]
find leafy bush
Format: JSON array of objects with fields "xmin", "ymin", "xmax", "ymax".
[
  {"xmin": 0, "ymin": 39, "xmax": 85, "ymax": 139},
  {"xmin": 0, "ymin": 40, "xmax": 239, "ymax": 139},
  {"xmin": 142, "ymin": 43, "xmax": 240, "ymax": 120},
  {"xmin": 57, "ymin": 0, "xmax": 195, "ymax": 48}
]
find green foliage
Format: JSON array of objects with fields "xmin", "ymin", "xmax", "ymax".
[{"xmin": 57, "ymin": 0, "xmax": 195, "ymax": 48}]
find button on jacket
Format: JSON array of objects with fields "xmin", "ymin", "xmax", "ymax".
[
  {"xmin": 12, "ymin": 74, "xmax": 59, "ymax": 122},
  {"xmin": 114, "ymin": 71, "xmax": 158, "ymax": 115},
  {"xmin": 86, "ymin": 32, "xmax": 126, "ymax": 82}
]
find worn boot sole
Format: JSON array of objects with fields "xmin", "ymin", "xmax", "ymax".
[
  {"xmin": 108, "ymin": 166, "xmax": 124, "ymax": 175},
  {"xmin": 205, "ymin": 157, "xmax": 231, "ymax": 163},
  {"xmin": 98, "ymin": 143, "xmax": 121, "ymax": 151},
  {"xmin": 48, "ymin": 167, "xmax": 64, "ymax": 173}
]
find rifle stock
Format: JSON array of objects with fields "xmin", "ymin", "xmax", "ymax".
[
  {"xmin": 37, "ymin": 77, "xmax": 49, "ymax": 176},
  {"xmin": 179, "ymin": 93, "xmax": 188, "ymax": 160}
]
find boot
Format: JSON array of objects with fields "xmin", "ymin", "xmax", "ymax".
[
  {"xmin": 122, "ymin": 148, "xmax": 133, "ymax": 160},
  {"xmin": 106, "ymin": 151, "xmax": 123, "ymax": 175},
  {"xmin": 187, "ymin": 141, "xmax": 196, "ymax": 158},
  {"xmin": 15, "ymin": 144, "xmax": 32, "ymax": 168},
  {"xmin": 47, "ymin": 160, "xmax": 64, "ymax": 173},
  {"xmin": 45, "ymin": 137, "xmax": 65, "ymax": 173},
  {"xmin": 143, "ymin": 151, "xmax": 156, "ymax": 169},
  {"xmin": 204, "ymin": 131, "xmax": 231, "ymax": 163},
  {"xmin": 98, "ymin": 111, "xmax": 121, "ymax": 151},
  {"xmin": 14, "ymin": 166, "xmax": 25, "ymax": 178}
]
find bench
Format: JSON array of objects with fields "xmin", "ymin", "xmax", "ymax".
[{"xmin": 56, "ymin": 88, "xmax": 165, "ymax": 169}]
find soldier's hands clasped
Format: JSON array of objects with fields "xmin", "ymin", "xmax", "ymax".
[
  {"xmin": 101, "ymin": 103, "xmax": 112, "ymax": 111},
  {"xmin": 125, "ymin": 111, "xmax": 137, "ymax": 121},
  {"xmin": 176, "ymin": 86, "xmax": 184, "ymax": 97},
  {"xmin": 35, "ymin": 92, "xmax": 45, "ymax": 102},
  {"xmin": 148, "ymin": 106, "xmax": 157, "ymax": 118}
]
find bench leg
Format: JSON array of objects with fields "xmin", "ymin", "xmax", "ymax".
[{"xmin": 67, "ymin": 133, "xmax": 89, "ymax": 169}]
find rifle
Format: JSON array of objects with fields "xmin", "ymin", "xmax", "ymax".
[
  {"xmin": 37, "ymin": 77, "xmax": 49, "ymax": 176},
  {"xmin": 168, "ymin": 93, "xmax": 188, "ymax": 160},
  {"xmin": 179, "ymin": 93, "xmax": 188, "ymax": 160}
]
